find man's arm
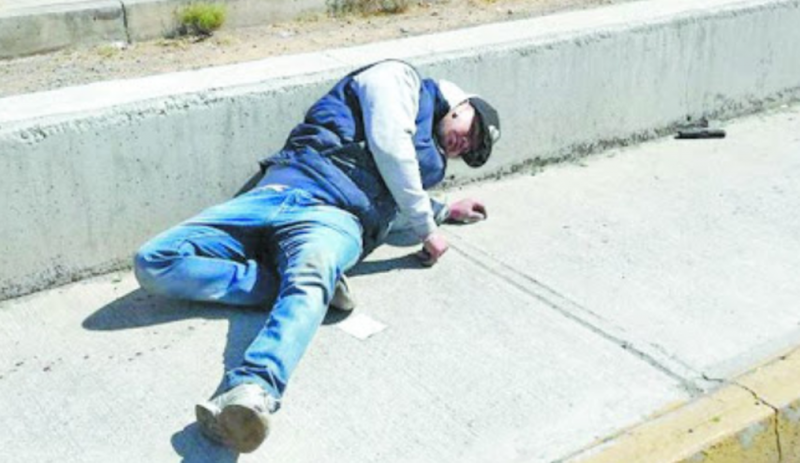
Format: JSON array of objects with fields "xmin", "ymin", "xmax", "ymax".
[{"xmin": 353, "ymin": 62, "xmax": 448, "ymax": 262}]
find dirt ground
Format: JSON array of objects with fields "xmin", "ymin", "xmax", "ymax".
[{"xmin": 0, "ymin": 0, "xmax": 630, "ymax": 97}]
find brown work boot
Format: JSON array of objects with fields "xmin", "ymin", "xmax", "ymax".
[
  {"xmin": 330, "ymin": 275, "xmax": 356, "ymax": 311},
  {"xmin": 195, "ymin": 383, "xmax": 277, "ymax": 453}
]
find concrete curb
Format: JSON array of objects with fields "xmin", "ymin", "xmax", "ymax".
[
  {"xmin": 123, "ymin": 0, "xmax": 327, "ymax": 42},
  {"xmin": 0, "ymin": 0, "xmax": 327, "ymax": 59},
  {"xmin": 566, "ymin": 347, "xmax": 800, "ymax": 463},
  {"xmin": 0, "ymin": 0, "xmax": 128, "ymax": 59},
  {"xmin": 1, "ymin": 0, "xmax": 800, "ymax": 301}
]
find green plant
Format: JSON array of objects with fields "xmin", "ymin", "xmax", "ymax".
[
  {"xmin": 296, "ymin": 10, "xmax": 325, "ymax": 23},
  {"xmin": 96, "ymin": 44, "xmax": 119, "ymax": 58},
  {"xmin": 177, "ymin": 2, "xmax": 227, "ymax": 37},
  {"xmin": 327, "ymin": 0, "xmax": 410, "ymax": 16}
]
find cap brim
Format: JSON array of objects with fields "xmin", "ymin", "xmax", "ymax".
[{"xmin": 462, "ymin": 112, "xmax": 492, "ymax": 168}]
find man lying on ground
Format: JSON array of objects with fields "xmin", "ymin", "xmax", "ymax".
[{"xmin": 134, "ymin": 59, "xmax": 502, "ymax": 453}]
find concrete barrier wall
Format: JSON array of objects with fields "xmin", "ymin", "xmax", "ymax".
[
  {"xmin": 124, "ymin": 0, "xmax": 328, "ymax": 42},
  {"xmin": 0, "ymin": 1, "xmax": 128, "ymax": 59},
  {"xmin": 1, "ymin": 0, "xmax": 799, "ymax": 301},
  {"xmin": 0, "ymin": 0, "xmax": 329, "ymax": 59}
]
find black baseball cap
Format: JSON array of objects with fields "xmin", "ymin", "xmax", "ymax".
[{"xmin": 463, "ymin": 97, "xmax": 501, "ymax": 168}]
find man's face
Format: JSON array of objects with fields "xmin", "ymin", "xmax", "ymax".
[{"xmin": 437, "ymin": 102, "xmax": 482, "ymax": 159}]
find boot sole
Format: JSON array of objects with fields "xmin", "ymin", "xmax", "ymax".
[{"xmin": 219, "ymin": 404, "xmax": 270, "ymax": 453}]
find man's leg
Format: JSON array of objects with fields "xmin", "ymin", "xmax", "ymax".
[
  {"xmin": 133, "ymin": 186, "xmax": 294, "ymax": 306},
  {"xmin": 199, "ymin": 190, "xmax": 363, "ymax": 452},
  {"xmin": 226, "ymin": 192, "xmax": 363, "ymax": 398}
]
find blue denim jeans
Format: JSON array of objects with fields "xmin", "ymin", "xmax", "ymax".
[{"xmin": 134, "ymin": 186, "xmax": 363, "ymax": 404}]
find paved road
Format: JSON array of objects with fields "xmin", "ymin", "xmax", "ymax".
[{"xmin": 1, "ymin": 104, "xmax": 798, "ymax": 462}]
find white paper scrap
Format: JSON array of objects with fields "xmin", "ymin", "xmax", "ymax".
[{"xmin": 337, "ymin": 314, "xmax": 387, "ymax": 340}]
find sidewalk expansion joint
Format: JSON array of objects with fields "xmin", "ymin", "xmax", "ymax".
[
  {"xmin": 701, "ymin": 372, "xmax": 726, "ymax": 386},
  {"xmin": 447, "ymin": 235, "xmax": 701, "ymax": 396}
]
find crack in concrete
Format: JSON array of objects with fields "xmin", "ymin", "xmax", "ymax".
[
  {"xmin": 774, "ymin": 410, "xmax": 785, "ymax": 463},
  {"xmin": 703, "ymin": 370, "xmax": 786, "ymax": 463},
  {"xmin": 733, "ymin": 381, "xmax": 784, "ymax": 463},
  {"xmin": 693, "ymin": 372, "xmax": 786, "ymax": 462},
  {"xmin": 448, "ymin": 238, "xmax": 702, "ymax": 395}
]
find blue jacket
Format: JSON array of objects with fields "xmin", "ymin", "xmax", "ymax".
[{"xmin": 259, "ymin": 63, "xmax": 451, "ymax": 254}]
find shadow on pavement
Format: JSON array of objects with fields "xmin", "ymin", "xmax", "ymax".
[
  {"xmin": 349, "ymin": 252, "xmax": 426, "ymax": 277},
  {"xmin": 82, "ymin": 288, "xmax": 354, "ymax": 382},
  {"xmin": 80, "ymin": 249, "xmax": 423, "ymax": 460},
  {"xmin": 82, "ymin": 290, "xmax": 238, "ymax": 330},
  {"xmin": 172, "ymin": 422, "xmax": 238, "ymax": 463},
  {"xmin": 83, "ymin": 291, "xmax": 269, "ymax": 460}
]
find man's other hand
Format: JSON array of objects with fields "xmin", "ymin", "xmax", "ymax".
[
  {"xmin": 447, "ymin": 198, "xmax": 487, "ymax": 224},
  {"xmin": 418, "ymin": 232, "xmax": 449, "ymax": 266}
]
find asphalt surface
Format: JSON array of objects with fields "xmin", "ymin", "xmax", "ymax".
[{"xmin": 1, "ymin": 103, "xmax": 799, "ymax": 462}]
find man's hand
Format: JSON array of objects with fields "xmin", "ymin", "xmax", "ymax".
[
  {"xmin": 447, "ymin": 198, "xmax": 487, "ymax": 224},
  {"xmin": 417, "ymin": 232, "xmax": 449, "ymax": 267}
]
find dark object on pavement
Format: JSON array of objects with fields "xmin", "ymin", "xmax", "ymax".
[{"xmin": 676, "ymin": 127, "xmax": 726, "ymax": 139}]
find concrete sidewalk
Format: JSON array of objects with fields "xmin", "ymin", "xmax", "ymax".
[{"xmin": 2, "ymin": 103, "xmax": 798, "ymax": 462}]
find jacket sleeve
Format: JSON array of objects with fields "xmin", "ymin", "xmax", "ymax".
[{"xmin": 352, "ymin": 62, "xmax": 437, "ymax": 240}]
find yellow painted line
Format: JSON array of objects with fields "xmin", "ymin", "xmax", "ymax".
[{"xmin": 568, "ymin": 347, "xmax": 800, "ymax": 463}]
